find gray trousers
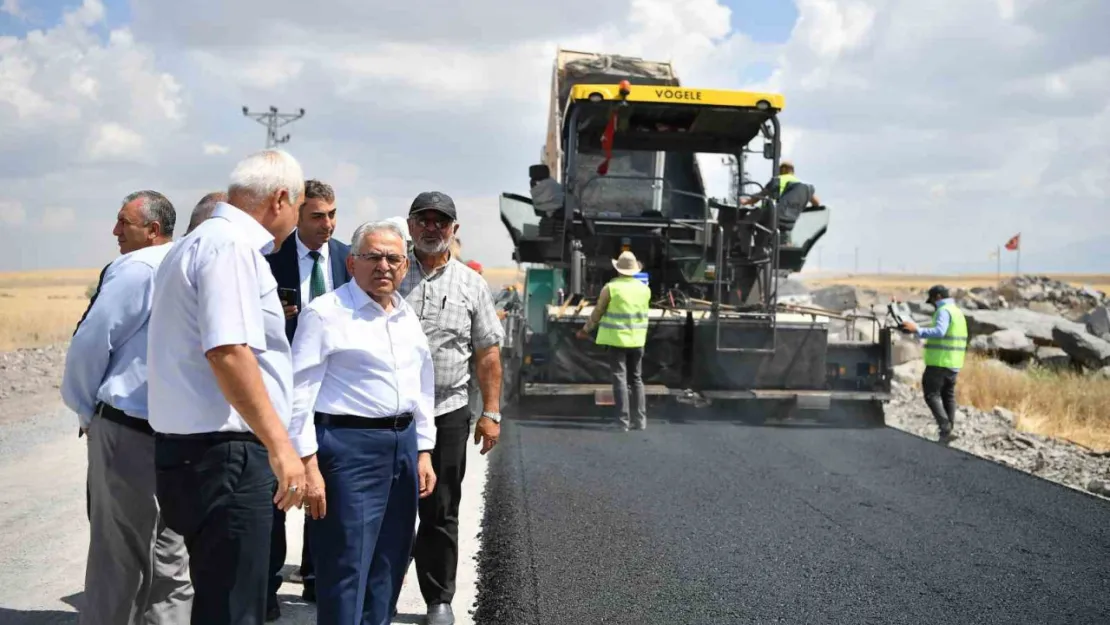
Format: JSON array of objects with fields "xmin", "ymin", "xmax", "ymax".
[
  {"xmin": 81, "ymin": 413, "xmax": 193, "ymax": 625},
  {"xmin": 608, "ymin": 346, "xmax": 647, "ymax": 429}
]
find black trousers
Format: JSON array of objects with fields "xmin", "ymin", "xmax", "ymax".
[
  {"xmin": 155, "ymin": 434, "xmax": 275, "ymax": 625},
  {"xmin": 267, "ymin": 507, "xmax": 314, "ymax": 606},
  {"xmin": 922, "ymin": 366, "xmax": 959, "ymax": 434},
  {"xmin": 413, "ymin": 405, "xmax": 471, "ymax": 605}
]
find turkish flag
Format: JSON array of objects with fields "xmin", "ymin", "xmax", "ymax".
[
  {"xmin": 1004, "ymin": 233, "xmax": 1020, "ymax": 251},
  {"xmin": 597, "ymin": 110, "xmax": 617, "ymax": 175}
]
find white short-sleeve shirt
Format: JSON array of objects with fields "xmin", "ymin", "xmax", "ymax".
[{"xmin": 147, "ymin": 202, "xmax": 294, "ymax": 435}]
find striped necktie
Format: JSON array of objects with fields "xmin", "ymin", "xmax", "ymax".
[{"xmin": 309, "ymin": 250, "xmax": 326, "ymax": 301}]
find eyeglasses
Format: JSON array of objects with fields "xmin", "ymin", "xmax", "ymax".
[
  {"xmin": 352, "ymin": 252, "xmax": 406, "ymax": 268},
  {"xmin": 410, "ymin": 215, "xmax": 453, "ymax": 231}
]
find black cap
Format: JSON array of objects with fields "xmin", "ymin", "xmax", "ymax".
[
  {"xmin": 529, "ymin": 164, "xmax": 550, "ymax": 181},
  {"xmin": 927, "ymin": 284, "xmax": 949, "ymax": 303},
  {"xmin": 408, "ymin": 191, "xmax": 457, "ymax": 221}
]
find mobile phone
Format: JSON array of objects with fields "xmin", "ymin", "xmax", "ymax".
[{"xmin": 278, "ymin": 288, "xmax": 298, "ymax": 307}]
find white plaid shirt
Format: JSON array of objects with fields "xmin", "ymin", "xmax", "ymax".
[{"xmin": 399, "ymin": 254, "xmax": 504, "ymax": 416}]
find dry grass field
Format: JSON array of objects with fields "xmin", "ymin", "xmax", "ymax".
[
  {"xmin": 0, "ymin": 268, "xmax": 102, "ymax": 352},
  {"xmin": 957, "ymin": 354, "xmax": 1110, "ymax": 452},
  {"xmin": 0, "ymin": 266, "xmax": 526, "ymax": 353},
  {"xmin": 802, "ymin": 273, "xmax": 1110, "ymax": 450},
  {"xmin": 482, "ymin": 267, "xmax": 524, "ymax": 292},
  {"xmin": 802, "ymin": 272, "xmax": 1110, "ymax": 295}
]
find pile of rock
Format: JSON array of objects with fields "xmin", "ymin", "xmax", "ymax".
[
  {"xmin": 956, "ymin": 307, "xmax": 1110, "ymax": 373},
  {"xmin": 807, "ymin": 277, "xmax": 1110, "ymax": 374},
  {"xmin": 949, "ymin": 275, "xmax": 1106, "ymax": 321},
  {"xmin": 886, "ymin": 368, "xmax": 1110, "ymax": 499}
]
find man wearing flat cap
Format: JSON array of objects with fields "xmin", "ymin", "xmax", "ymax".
[
  {"xmin": 577, "ymin": 250, "xmax": 652, "ymax": 431},
  {"xmin": 400, "ymin": 191, "xmax": 505, "ymax": 625}
]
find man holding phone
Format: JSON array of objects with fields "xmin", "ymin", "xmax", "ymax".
[{"xmin": 263, "ymin": 179, "xmax": 351, "ymax": 620}]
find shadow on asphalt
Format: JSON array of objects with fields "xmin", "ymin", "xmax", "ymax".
[
  {"xmin": 0, "ymin": 609, "xmax": 76, "ymax": 625},
  {"xmin": 0, "ymin": 593, "xmax": 82, "ymax": 624}
]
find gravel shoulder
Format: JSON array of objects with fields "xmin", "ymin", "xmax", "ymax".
[{"xmin": 888, "ymin": 362, "xmax": 1110, "ymax": 500}]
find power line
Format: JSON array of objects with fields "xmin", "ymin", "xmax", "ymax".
[{"xmin": 242, "ymin": 105, "xmax": 306, "ymax": 148}]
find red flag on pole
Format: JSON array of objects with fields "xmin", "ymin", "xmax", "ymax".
[
  {"xmin": 597, "ymin": 110, "xmax": 617, "ymax": 175},
  {"xmin": 1004, "ymin": 233, "xmax": 1020, "ymax": 251}
]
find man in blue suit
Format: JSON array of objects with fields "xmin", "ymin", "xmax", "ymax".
[{"xmin": 263, "ymin": 179, "xmax": 351, "ymax": 620}]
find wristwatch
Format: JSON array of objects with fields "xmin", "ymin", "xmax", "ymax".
[{"xmin": 481, "ymin": 411, "xmax": 502, "ymax": 423}]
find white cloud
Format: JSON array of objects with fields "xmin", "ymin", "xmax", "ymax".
[
  {"xmin": 85, "ymin": 122, "xmax": 145, "ymax": 161},
  {"xmin": 0, "ymin": 200, "xmax": 26, "ymax": 225},
  {"xmin": 0, "ymin": 0, "xmax": 1106, "ymax": 275},
  {"xmin": 40, "ymin": 207, "xmax": 76, "ymax": 232},
  {"xmin": 1, "ymin": 0, "xmax": 22, "ymax": 18},
  {"xmin": 328, "ymin": 162, "xmax": 360, "ymax": 188}
]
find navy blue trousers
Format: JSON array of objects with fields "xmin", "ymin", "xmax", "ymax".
[{"xmin": 311, "ymin": 420, "xmax": 419, "ymax": 625}]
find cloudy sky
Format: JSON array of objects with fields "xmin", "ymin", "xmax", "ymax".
[{"xmin": 1, "ymin": 0, "xmax": 1106, "ymax": 274}]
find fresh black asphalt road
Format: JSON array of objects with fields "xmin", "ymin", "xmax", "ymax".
[{"xmin": 474, "ymin": 407, "xmax": 1110, "ymax": 625}]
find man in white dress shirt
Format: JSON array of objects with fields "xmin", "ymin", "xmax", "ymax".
[
  {"xmin": 147, "ymin": 149, "xmax": 322, "ymax": 625},
  {"xmin": 288, "ymin": 219, "xmax": 437, "ymax": 625},
  {"xmin": 62, "ymin": 190, "xmax": 193, "ymax": 625}
]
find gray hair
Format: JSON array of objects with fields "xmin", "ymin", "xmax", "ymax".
[
  {"xmin": 351, "ymin": 220, "xmax": 408, "ymax": 255},
  {"xmin": 122, "ymin": 190, "xmax": 176, "ymax": 237},
  {"xmin": 228, "ymin": 149, "xmax": 305, "ymax": 206},
  {"xmin": 186, "ymin": 191, "xmax": 227, "ymax": 234}
]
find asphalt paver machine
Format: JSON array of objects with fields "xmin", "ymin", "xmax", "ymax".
[{"xmin": 496, "ymin": 49, "xmax": 892, "ymax": 423}]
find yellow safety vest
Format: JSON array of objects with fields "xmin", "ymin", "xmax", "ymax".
[
  {"xmin": 595, "ymin": 276, "xmax": 651, "ymax": 348},
  {"xmin": 923, "ymin": 302, "xmax": 968, "ymax": 369},
  {"xmin": 778, "ymin": 173, "xmax": 800, "ymax": 196}
]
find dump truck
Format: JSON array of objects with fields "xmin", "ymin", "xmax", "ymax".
[{"xmin": 496, "ymin": 49, "xmax": 893, "ymax": 422}]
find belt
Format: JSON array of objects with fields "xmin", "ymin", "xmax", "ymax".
[
  {"xmin": 314, "ymin": 411, "xmax": 413, "ymax": 430},
  {"xmin": 96, "ymin": 403, "xmax": 154, "ymax": 436},
  {"xmin": 154, "ymin": 431, "xmax": 262, "ymax": 445}
]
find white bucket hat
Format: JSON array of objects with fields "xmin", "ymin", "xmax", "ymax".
[{"xmin": 612, "ymin": 250, "xmax": 642, "ymax": 276}]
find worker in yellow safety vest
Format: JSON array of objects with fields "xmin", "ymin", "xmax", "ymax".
[
  {"xmin": 577, "ymin": 251, "xmax": 652, "ymax": 431},
  {"xmin": 740, "ymin": 160, "xmax": 822, "ymax": 253},
  {"xmin": 901, "ymin": 284, "xmax": 967, "ymax": 443}
]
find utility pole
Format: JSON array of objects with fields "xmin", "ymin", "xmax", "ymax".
[{"xmin": 242, "ymin": 105, "xmax": 306, "ymax": 148}]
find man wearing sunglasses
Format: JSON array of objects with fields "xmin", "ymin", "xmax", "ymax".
[{"xmin": 399, "ymin": 191, "xmax": 505, "ymax": 625}]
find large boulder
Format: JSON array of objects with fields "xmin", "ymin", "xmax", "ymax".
[
  {"xmin": 811, "ymin": 285, "xmax": 858, "ymax": 312},
  {"xmin": 969, "ymin": 329, "xmax": 1036, "ymax": 363},
  {"xmin": 1084, "ymin": 305, "xmax": 1110, "ymax": 340},
  {"xmin": 1050, "ymin": 327, "xmax": 1110, "ymax": 370},
  {"xmin": 1027, "ymin": 301, "xmax": 1060, "ymax": 316},
  {"xmin": 892, "ymin": 359, "xmax": 925, "ymax": 386},
  {"xmin": 964, "ymin": 308, "xmax": 1088, "ymax": 346},
  {"xmin": 891, "ymin": 334, "xmax": 923, "ymax": 365},
  {"xmin": 1034, "ymin": 346, "xmax": 1071, "ymax": 370}
]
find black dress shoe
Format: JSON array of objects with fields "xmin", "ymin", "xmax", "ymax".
[
  {"xmin": 427, "ymin": 603, "xmax": 455, "ymax": 625},
  {"xmin": 302, "ymin": 580, "xmax": 316, "ymax": 603},
  {"xmin": 265, "ymin": 603, "xmax": 280, "ymax": 622}
]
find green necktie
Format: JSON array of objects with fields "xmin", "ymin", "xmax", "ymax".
[{"xmin": 309, "ymin": 251, "xmax": 326, "ymax": 301}]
